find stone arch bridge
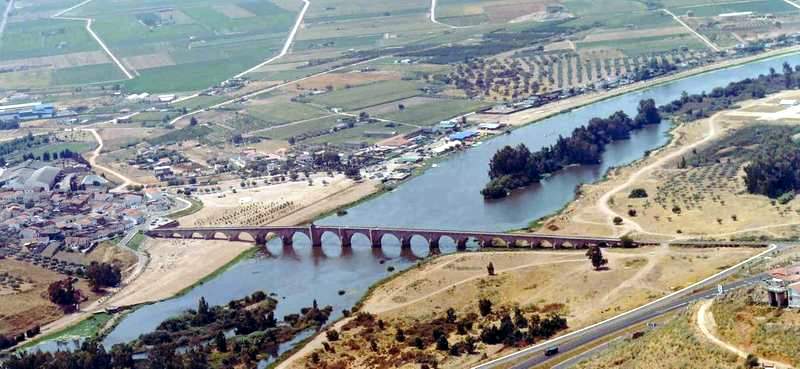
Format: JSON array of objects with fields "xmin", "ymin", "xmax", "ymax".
[{"xmin": 145, "ymin": 225, "xmax": 633, "ymax": 251}]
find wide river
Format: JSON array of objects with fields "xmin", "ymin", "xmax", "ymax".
[{"xmin": 96, "ymin": 53, "xmax": 800, "ymax": 359}]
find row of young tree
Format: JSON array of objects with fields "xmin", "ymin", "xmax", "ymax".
[
  {"xmin": 482, "ymin": 99, "xmax": 661, "ymax": 198},
  {"xmin": 482, "ymin": 61, "xmax": 800, "ymax": 199}
]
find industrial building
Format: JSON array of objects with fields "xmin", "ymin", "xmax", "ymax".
[{"xmin": 0, "ymin": 102, "xmax": 56, "ymax": 121}]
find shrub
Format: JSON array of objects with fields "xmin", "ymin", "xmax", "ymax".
[
  {"xmin": 325, "ymin": 329, "xmax": 340, "ymax": 342},
  {"xmin": 629, "ymin": 188, "xmax": 648, "ymax": 198}
]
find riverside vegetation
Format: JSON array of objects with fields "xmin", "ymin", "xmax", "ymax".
[
  {"xmin": 483, "ymin": 62, "xmax": 800, "ymax": 200},
  {"xmin": 1, "ymin": 292, "xmax": 333, "ymax": 369}
]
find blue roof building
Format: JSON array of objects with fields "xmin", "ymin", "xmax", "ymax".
[{"xmin": 448, "ymin": 130, "xmax": 478, "ymax": 142}]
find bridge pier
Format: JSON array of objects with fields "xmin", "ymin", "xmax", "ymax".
[
  {"xmin": 281, "ymin": 235, "xmax": 293, "ymax": 247},
  {"xmin": 401, "ymin": 237, "xmax": 412, "ymax": 249},
  {"xmin": 341, "ymin": 235, "xmax": 352, "ymax": 248},
  {"xmin": 255, "ymin": 234, "xmax": 267, "ymax": 246},
  {"xmin": 457, "ymin": 238, "xmax": 468, "ymax": 251},
  {"xmin": 429, "ymin": 245, "xmax": 441, "ymax": 255},
  {"xmin": 371, "ymin": 235, "xmax": 381, "ymax": 248},
  {"xmin": 429, "ymin": 237, "xmax": 439, "ymax": 249}
]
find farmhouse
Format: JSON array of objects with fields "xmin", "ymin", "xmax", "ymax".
[{"xmin": 763, "ymin": 265, "xmax": 800, "ymax": 308}]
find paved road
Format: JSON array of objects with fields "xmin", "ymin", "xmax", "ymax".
[
  {"xmin": 52, "ymin": 0, "xmax": 134, "ymax": 79},
  {"xmin": 474, "ymin": 244, "xmax": 782, "ymax": 369},
  {"xmin": 661, "ymin": 8, "xmax": 720, "ymax": 52},
  {"xmin": 506, "ymin": 274, "xmax": 765, "ymax": 369},
  {"xmin": 0, "ymin": 0, "xmax": 14, "ymax": 41}
]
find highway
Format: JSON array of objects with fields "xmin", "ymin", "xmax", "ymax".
[
  {"xmin": 506, "ymin": 274, "xmax": 765, "ymax": 369},
  {"xmin": 473, "ymin": 244, "xmax": 782, "ymax": 369}
]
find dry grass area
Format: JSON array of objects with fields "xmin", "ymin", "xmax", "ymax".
[
  {"xmin": 712, "ymin": 289, "xmax": 800, "ymax": 367},
  {"xmin": 287, "ymin": 70, "xmax": 401, "ymax": 92},
  {"xmin": 542, "ymin": 90, "xmax": 800, "ymax": 240},
  {"xmin": 106, "ymin": 238, "xmax": 252, "ymax": 307},
  {"xmin": 0, "ymin": 259, "xmax": 98, "ymax": 336},
  {"xmin": 53, "ymin": 242, "xmax": 138, "ymax": 276},
  {"xmin": 282, "ymin": 246, "xmax": 757, "ymax": 369},
  {"xmin": 573, "ymin": 305, "xmax": 741, "ymax": 369}
]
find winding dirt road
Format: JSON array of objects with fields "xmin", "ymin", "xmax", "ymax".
[
  {"xmin": 84, "ymin": 128, "xmax": 139, "ymax": 192},
  {"xmin": 596, "ymin": 112, "xmax": 721, "ymax": 236},
  {"xmin": 696, "ymin": 299, "xmax": 794, "ymax": 369}
]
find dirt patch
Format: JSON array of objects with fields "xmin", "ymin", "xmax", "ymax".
[{"xmin": 485, "ymin": 0, "xmax": 549, "ymax": 23}]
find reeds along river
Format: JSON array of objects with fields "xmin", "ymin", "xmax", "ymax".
[{"xmin": 92, "ymin": 53, "xmax": 800, "ymax": 359}]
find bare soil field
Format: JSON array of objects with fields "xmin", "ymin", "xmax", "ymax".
[
  {"xmin": 0, "ymin": 259, "xmax": 98, "ymax": 336},
  {"xmin": 281, "ymin": 246, "xmax": 757, "ymax": 369},
  {"xmin": 97, "ymin": 125, "xmax": 169, "ymax": 151}
]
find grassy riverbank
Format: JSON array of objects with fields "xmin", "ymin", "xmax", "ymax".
[{"xmin": 17, "ymin": 313, "xmax": 113, "ymax": 351}]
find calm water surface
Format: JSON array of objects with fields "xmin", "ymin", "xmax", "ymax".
[{"xmin": 96, "ymin": 53, "xmax": 800, "ymax": 353}]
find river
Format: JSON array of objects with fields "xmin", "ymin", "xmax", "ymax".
[{"xmin": 94, "ymin": 52, "xmax": 800, "ymax": 360}]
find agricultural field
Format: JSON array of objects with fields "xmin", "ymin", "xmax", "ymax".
[
  {"xmin": 373, "ymin": 97, "xmax": 489, "ymax": 126},
  {"xmin": 0, "ymin": 17, "xmax": 125, "ymax": 87},
  {"xmin": 305, "ymin": 80, "xmax": 425, "ymax": 111},
  {"xmin": 437, "ymin": 0, "xmax": 571, "ymax": 26},
  {"xmin": 1, "ymin": 0, "xmax": 301, "ymax": 92}
]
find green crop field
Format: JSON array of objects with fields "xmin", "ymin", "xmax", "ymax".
[
  {"xmin": 258, "ymin": 116, "xmax": 343, "ymax": 140},
  {"xmin": 578, "ymin": 33, "xmax": 709, "ymax": 55},
  {"xmin": 245, "ymin": 101, "xmax": 329, "ymax": 125},
  {"xmin": 377, "ymin": 99, "xmax": 489, "ymax": 126},
  {"xmin": 0, "ymin": 0, "xmax": 300, "ymax": 92},
  {"xmin": 0, "ymin": 19, "xmax": 101, "ymax": 61},
  {"xmin": 52, "ymin": 64, "xmax": 126, "ymax": 85},
  {"xmin": 306, "ymin": 123, "xmax": 415, "ymax": 145},
  {"xmin": 307, "ymin": 80, "xmax": 423, "ymax": 110}
]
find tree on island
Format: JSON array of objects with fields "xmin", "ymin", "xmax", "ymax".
[{"xmin": 585, "ymin": 246, "xmax": 608, "ymax": 270}]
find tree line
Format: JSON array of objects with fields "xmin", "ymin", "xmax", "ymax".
[
  {"xmin": 482, "ymin": 99, "xmax": 661, "ymax": 199},
  {"xmin": 483, "ymin": 61, "xmax": 800, "ymax": 199}
]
